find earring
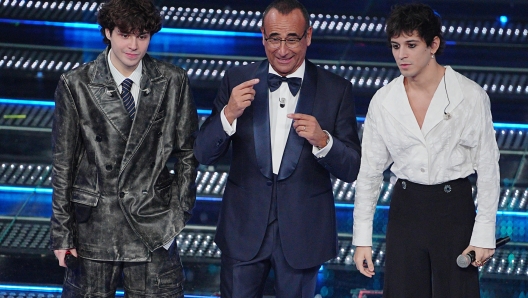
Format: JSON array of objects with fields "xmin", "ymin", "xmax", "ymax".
[{"xmin": 431, "ymin": 53, "xmax": 435, "ymax": 59}]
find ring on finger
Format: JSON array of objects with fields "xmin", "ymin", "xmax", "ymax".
[
  {"xmin": 302, "ymin": 125, "xmax": 306, "ymax": 131},
  {"xmin": 475, "ymin": 260, "xmax": 483, "ymax": 266}
]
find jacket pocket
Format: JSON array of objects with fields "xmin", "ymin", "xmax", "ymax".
[
  {"xmin": 155, "ymin": 181, "xmax": 172, "ymax": 206},
  {"xmin": 71, "ymin": 189, "xmax": 99, "ymax": 223},
  {"xmin": 156, "ymin": 267, "xmax": 184, "ymax": 290}
]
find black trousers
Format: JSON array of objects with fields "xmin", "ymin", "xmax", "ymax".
[
  {"xmin": 61, "ymin": 240, "xmax": 184, "ymax": 298},
  {"xmin": 383, "ymin": 178, "xmax": 480, "ymax": 298}
]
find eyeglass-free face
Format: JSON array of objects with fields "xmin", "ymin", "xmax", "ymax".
[
  {"xmin": 261, "ymin": 8, "xmax": 312, "ymax": 77},
  {"xmin": 105, "ymin": 28, "xmax": 151, "ymax": 77},
  {"xmin": 390, "ymin": 30, "xmax": 440, "ymax": 80}
]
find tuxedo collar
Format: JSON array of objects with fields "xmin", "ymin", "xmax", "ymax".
[{"xmin": 253, "ymin": 59, "xmax": 317, "ymax": 180}]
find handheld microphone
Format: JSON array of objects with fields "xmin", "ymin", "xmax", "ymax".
[
  {"xmin": 456, "ymin": 236, "xmax": 510, "ymax": 268},
  {"xmin": 443, "ymin": 112, "xmax": 451, "ymax": 120},
  {"xmin": 65, "ymin": 250, "xmax": 79, "ymax": 269}
]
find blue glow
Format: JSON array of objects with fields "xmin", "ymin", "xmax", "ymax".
[
  {"xmin": 0, "ymin": 18, "xmax": 99, "ymax": 29},
  {"xmin": 0, "ymin": 285, "xmax": 216, "ymax": 297},
  {"xmin": 196, "ymin": 196, "xmax": 223, "ymax": 202},
  {"xmin": 0, "ymin": 186, "xmax": 52, "ymax": 194},
  {"xmin": 0, "ymin": 19, "xmax": 260, "ymax": 37},
  {"xmin": 2, "ymin": 101, "xmax": 528, "ymax": 129},
  {"xmin": 0, "ymin": 284, "xmax": 62, "ymax": 293},
  {"xmin": 0, "ymin": 186, "xmax": 224, "ymax": 201},
  {"xmin": 494, "ymin": 122, "xmax": 528, "ymax": 129},
  {"xmin": 0, "ymin": 98, "xmax": 55, "ymax": 106},
  {"xmin": 335, "ymin": 203, "xmax": 389, "ymax": 210},
  {"xmin": 162, "ymin": 27, "xmax": 261, "ymax": 37},
  {"xmin": 499, "ymin": 16, "xmax": 508, "ymax": 24},
  {"xmin": 496, "ymin": 211, "xmax": 528, "ymax": 217},
  {"xmin": 446, "ymin": 41, "xmax": 456, "ymax": 46}
]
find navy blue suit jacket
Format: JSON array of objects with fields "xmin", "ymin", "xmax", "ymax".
[{"xmin": 194, "ymin": 59, "xmax": 361, "ymax": 269}]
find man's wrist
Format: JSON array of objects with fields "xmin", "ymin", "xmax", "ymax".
[
  {"xmin": 223, "ymin": 106, "xmax": 235, "ymax": 125},
  {"xmin": 316, "ymin": 131, "xmax": 330, "ymax": 150}
]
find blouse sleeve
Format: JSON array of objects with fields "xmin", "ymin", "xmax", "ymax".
[
  {"xmin": 352, "ymin": 98, "xmax": 393, "ymax": 246},
  {"xmin": 469, "ymin": 88, "xmax": 500, "ymax": 248}
]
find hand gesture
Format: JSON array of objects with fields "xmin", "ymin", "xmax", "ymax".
[
  {"xmin": 224, "ymin": 79, "xmax": 260, "ymax": 124},
  {"xmin": 288, "ymin": 113, "xmax": 328, "ymax": 148}
]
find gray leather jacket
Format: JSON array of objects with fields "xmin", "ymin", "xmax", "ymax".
[{"xmin": 50, "ymin": 48, "xmax": 198, "ymax": 261}]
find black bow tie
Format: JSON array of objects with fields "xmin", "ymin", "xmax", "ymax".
[{"xmin": 267, "ymin": 73, "xmax": 302, "ymax": 96}]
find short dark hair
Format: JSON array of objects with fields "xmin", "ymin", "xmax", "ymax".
[
  {"xmin": 97, "ymin": 0, "xmax": 162, "ymax": 45},
  {"xmin": 262, "ymin": 0, "xmax": 310, "ymax": 31},
  {"xmin": 385, "ymin": 3, "xmax": 446, "ymax": 56}
]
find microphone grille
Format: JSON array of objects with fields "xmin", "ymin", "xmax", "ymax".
[{"xmin": 456, "ymin": 254, "xmax": 471, "ymax": 268}]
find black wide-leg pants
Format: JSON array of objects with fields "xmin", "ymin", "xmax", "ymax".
[{"xmin": 383, "ymin": 177, "xmax": 480, "ymax": 298}]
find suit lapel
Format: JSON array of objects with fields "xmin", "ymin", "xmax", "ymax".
[
  {"xmin": 89, "ymin": 49, "xmax": 131, "ymax": 141},
  {"xmin": 121, "ymin": 55, "xmax": 167, "ymax": 172},
  {"xmin": 253, "ymin": 60, "xmax": 273, "ymax": 179},
  {"xmin": 278, "ymin": 60, "xmax": 317, "ymax": 180}
]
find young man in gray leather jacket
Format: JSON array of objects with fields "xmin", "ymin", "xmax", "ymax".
[{"xmin": 50, "ymin": 0, "xmax": 198, "ymax": 296}]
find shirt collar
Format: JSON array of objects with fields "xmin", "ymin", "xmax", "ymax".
[
  {"xmin": 268, "ymin": 60, "xmax": 305, "ymax": 79},
  {"xmin": 108, "ymin": 49, "xmax": 143, "ymax": 87}
]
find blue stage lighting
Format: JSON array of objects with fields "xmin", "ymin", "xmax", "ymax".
[{"xmin": 499, "ymin": 16, "xmax": 508, "ymax": 24}]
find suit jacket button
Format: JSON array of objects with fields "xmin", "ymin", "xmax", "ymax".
[
  {"xmin": 266, "ymin": 180, "xmax": 272, "ymax": 186},
  {"xmin": 95, "ymin": 136, "xmax": 102, "ymax": 142},
  {"xmin": 157, "ymin": 131, "xmax": 163, "ymax": 137},
  {"xmin": 119, "ymin": 192, "xmax": 125, "ymax": 198},
  {"xmin": 105, "ymin": 164, "xmax": 112, "ymax": 171}
]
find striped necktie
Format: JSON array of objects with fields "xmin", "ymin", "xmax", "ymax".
[{"xmin": 121, "ymin": 78, "xmax": 136, "ymax": 119}]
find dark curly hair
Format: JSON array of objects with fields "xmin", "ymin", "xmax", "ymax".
[
  {"xmin": 385, "ymin": 3, "xmax": 446, "ymax": 56},
  {"xmin": 97, "ymin": 0, "xmax": 162, "ymax": 45},
  {"xmin": 262, "ymin": 0, "xmax": 310, "ymax": 30}
]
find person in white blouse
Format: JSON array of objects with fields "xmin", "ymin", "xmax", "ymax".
[{"xmin": 352, "ymin": 3, "xmax": 500, "ymax": 297}]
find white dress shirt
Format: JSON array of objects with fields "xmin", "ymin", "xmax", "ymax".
[
  {"xmin": 221, "ymin": 61, "xmax": 333, "ymax": 174},
  {"xmin": 108, "ymin": 49, "xmax": 142, "ymax": 107},
  {"xmin": 352, "ymin": 66, "xmax": 500, "ymax": 248}
]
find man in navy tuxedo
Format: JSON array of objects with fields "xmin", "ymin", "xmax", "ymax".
[{"xmin": 194, "ymin": 0, "xmax": 361, "ymax": 296}]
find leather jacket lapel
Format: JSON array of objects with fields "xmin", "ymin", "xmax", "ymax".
[
  {"xmin": 278, "ymin": 60, "xmax": 317, "ymax": 180},
  {"xmin": 121, "ymin": 55, "xmax": 167, "ymax": 173},
  {"xmin": 89, "ymin": 49, "xmax": 132, "ymax": 141},
  {"xmin": 253, "ymin": 60, "xmax": 273, "ymax": 180}
]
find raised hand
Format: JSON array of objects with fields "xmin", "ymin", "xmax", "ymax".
[{"xmin": 224, "ymin": 79, "xmax": 260, "ymax": 124}]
